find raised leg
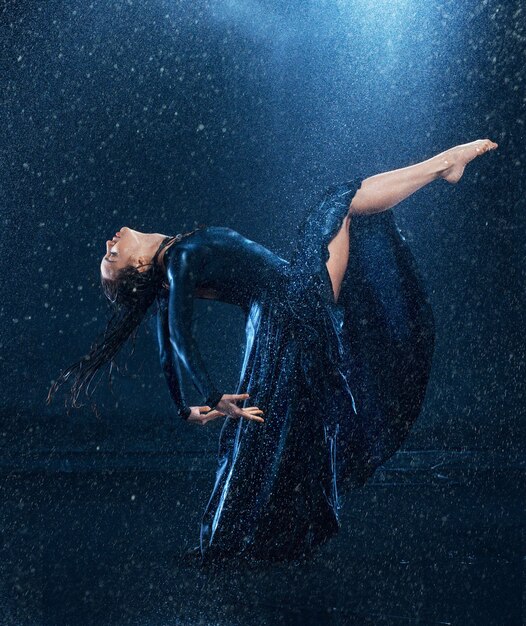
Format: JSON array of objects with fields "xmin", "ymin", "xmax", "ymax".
[
  {"xmin": 349, "ymin": 138, "xmax": 498, "ymax": 216},
  {"xmin": 325, "ymin": 138, "xmax": 498, "ymax": 302}
]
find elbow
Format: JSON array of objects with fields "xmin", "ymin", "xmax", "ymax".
[{"xmin": 169, "ymin": 335, "xmax": 187, "ymax": 363}]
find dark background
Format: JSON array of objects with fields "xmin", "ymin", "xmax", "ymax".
[
  {"xmin": 1, "ymin": 0, "xmax": 523, "ymax": 453},
  {"xmin": 1, "ymin": 1, "xmax": 525, "ymax": 624}
]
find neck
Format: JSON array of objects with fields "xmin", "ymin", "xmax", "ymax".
[
  {"xmin": 137, "ymin": 232, "xmax": 168, "ymax": 267},
  {"xmin": 151, "ymin": 233, "xmax": 177, "ymax": 271}
]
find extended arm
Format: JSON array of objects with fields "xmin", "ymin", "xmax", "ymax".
[
  {"xmin": 164, "ymin": 240, "xmax": 265, "ymax": 425},
  {"xmin": 166, "ymin": 246, "xmax": 223, "ymax": 410},
  {"xmin": 156, "ymin": 292, "xmax": 193, "ymax": 419}
]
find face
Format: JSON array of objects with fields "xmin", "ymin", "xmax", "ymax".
[{"xmin": 100, "ymin": 226, "xmax": 144, "ymax": 279}]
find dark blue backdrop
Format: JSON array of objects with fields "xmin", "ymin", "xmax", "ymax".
[{"xmin": 1, "ymin": 0, "xmax": 524, "ymax": 457}]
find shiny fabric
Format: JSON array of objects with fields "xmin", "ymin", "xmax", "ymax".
[{"xmin": 156, "ymin": 178, "xmax": 435, "ymax": 564}]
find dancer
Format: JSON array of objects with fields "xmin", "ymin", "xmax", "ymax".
[{"xmin": 47, "ymin": 139, "xmax": 498, "ymax": 563}]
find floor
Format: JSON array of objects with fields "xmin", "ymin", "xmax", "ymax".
[{"xmin": 1, "ymin": 451, "xmax": 523, "ymax": 625}]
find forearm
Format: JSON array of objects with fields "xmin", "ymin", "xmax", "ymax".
[
  {"xmin": 162, "ymin": 357, "xmax": 192, "ymax": 419},
  {"xmin": 170, "ymin": 335, "xmax": 222, "ymax": 407},
  {"xmin": 166, "ymin": 246, "xmax": 223, "ymax": 410},
  {"xmin": 156, "ymin": 298, "xmax": 192, "ymax": 419},
  {"xmin": 350, "ymin": 150, "xmax": 450, "ymax": 216}
]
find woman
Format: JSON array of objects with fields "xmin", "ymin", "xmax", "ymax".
[{"xmin": 47, "ymin": 139, "xmax": 498, "ymax": 564}]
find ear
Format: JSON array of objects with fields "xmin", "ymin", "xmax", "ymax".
[
  {"xmin": 133, "ymin": 256, "xmax": 152, "ymax": 272},
  {"xmin": 135, "ymin": 257, "xmax": 149, "ymax": 273}
]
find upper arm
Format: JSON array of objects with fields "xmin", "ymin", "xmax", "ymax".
[
  {"xmin": 156, "ymin": 295, "xmax": 169, "ymax": 365},
  {"xmin": 165, "ymin": 244, "xmax": 220, "ymax": 402},
  {"xmin": 154, "ymin": 292, "xmax": 190, "ymax": 415},
  {"xmin": 156, "ymin": 293, "xmax": 176, "ymax": 368},
  {"xmin": 166, "ymin": 247, "xmax": 198, "ymax": 353}
]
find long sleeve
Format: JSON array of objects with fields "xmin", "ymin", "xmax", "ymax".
[
  {"xmin": 166, "ymin": 245, "xmax": 223, "ymax": 408},
  {"xmin": 156, "ymin": 292, "xmax": 192, "ymax": 419}
]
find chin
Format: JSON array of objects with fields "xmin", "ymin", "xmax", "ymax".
[{"xmin": 122, "ymin": 226, "xmax": 140, "ymax": 235}]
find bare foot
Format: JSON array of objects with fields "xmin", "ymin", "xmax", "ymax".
[{"xmin": 438, "ymin": 139, "xmax": 499, "ymax": 184}]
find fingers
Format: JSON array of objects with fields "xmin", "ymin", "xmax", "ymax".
[
  {"xmin": 245, "ymin": 409, "xmax": 265, "ymax": 416},
  {"xmin": 205, "ymin": 405, "xmax": 264, "ymax": 422},
  {"xmin": 188, "ymin": 405, "xmax": 224, "ymax": 426},
  {"xmin": 227, "ymin": 393, "xmax": 251, "ymax": 402},
  {"xmin": 210, "ymin": 392, "xmax": 265, "ymax": 423},
  {"xmin": 239, "ymin": 412, "xmax": 264, "ymax": 423},
  {"xmin": 203, "ymin": 409, "xmax": 223, "ymax": 420},
  {"xmin": 236, "ymin": 407, "xmax": 265, "ymax": 423},
  {"xmin": 208, "ymin": 407, "xmax": 265, "ymax": 423}
]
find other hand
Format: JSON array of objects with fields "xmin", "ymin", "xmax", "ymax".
[
  {"xmin": 207, "ymin": 392, "xmax": 265, "ymax": 424},
  {"xmin": 186, "ymin": 405, "xmax": 219, "ymax": 426},
  {"xmin": 213, "ymin": 392, "xmax": 265, "ymax": 423},
  {"xmin": 186, "ymin": 393, "xmax": 264, "ymax": 426}
]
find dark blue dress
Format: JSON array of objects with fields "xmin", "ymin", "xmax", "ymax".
[{"xmin": 156, "ymin": 178, "xmax": 435, "ymax": 564}]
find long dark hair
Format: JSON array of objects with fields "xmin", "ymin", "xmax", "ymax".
[{"xmin": 46, "ymin": 232, "xmax": 183, "ymax": 414}]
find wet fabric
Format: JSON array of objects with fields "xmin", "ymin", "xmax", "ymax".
[{"xmin": 157, "ymin": 178, "xmax": 435, "ymax": 563}]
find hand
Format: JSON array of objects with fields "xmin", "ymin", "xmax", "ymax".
[
  {"xmin": 207, "ymin": 392, "xmax": 265, "ymax": 423},
  {"xmin": 186, "ymin": 404, "xmax": 219, "ymax": 426}
]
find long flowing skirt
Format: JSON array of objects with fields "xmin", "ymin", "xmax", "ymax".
[{"xmin": 199, "ymin": 179, "xmax": 436, "ymax": 563}]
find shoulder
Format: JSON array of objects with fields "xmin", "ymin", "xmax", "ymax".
[
  {"xmin": 199, "ymin": 225, "xmax": 244, "ymax": 241},
  {"xmin": 200, "ymin": 225, "xmax": 257, "ymax": 248},
  {"xmin": 162, "ymin": 226, "xmax": 240, "ymax": 277},
  {"xmin": 165, "ymin": 226, "xmax": 245, "ymax": 260},
  {"xmin": 164, "ymin": 242, "xmax": 199, "ymax": 282}
]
